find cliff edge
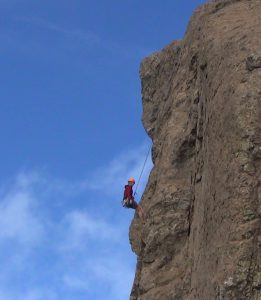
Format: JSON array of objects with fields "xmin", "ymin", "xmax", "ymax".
[{"xmin": 129, "ymin": 0, "xmax": 261, "ymax": 299}]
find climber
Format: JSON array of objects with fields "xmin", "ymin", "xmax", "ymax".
[{"xmin": 122, "ymin": 177, "xmax": 145, "ymax": 222}]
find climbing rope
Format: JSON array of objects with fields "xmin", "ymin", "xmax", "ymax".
[{"xmin": 134, "ymin": 145, "xmax": 152, "ymax": 196}]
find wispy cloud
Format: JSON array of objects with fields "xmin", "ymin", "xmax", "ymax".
[
  {"xmin": 62, "ymin": 274, "xmax": 89, "ymax": 291},
  {"xmin": 87, "ymin": 256, "xmax": 134, "ymax": 300},
  {"xmin": 3, "ymin": 15, "xmax": 152, "ymax": 59},
  {"xmin": 60, "ymin": 210, "xmax": 123, "ymax": 251},
  {"xmin": 0, "ymin": 143, "xmax": 152, "ymax": 300},
  {"xmin": 84, "ymin": 143, "xmax": 153, "ymax": 197},
  {"xmin": 0, "ymin": 288, "xmax": 59, "ymax": 300},
  {"xmin": 0, "ymin": 178, "xmax": 44, "ymax": 246},
  {"xmin": 17, "ymin": 16, "xmax": 101, "ymax": 45}
]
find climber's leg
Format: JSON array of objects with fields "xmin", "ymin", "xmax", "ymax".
[{"xmin": 128, "ymin": 200, "xmax": 145, "ymax": 222}]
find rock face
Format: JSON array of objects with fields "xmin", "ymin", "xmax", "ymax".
[{"xmin": 129, "ymin": 0, "xmax": 261, "ymax": 299}]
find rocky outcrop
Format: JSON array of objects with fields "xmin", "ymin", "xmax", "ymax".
[{"xmin": 129, "ymin": 0, "xmax": 261, "ymax": 299}]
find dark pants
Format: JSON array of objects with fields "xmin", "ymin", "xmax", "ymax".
[{"xmin": 124, "ymin": 199, "xmax": 138, "ymax": 209}]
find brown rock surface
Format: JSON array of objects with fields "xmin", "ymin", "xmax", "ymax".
[{"xmin": 129, "ymin": 0, "xmax": 261, "ymax": 299}]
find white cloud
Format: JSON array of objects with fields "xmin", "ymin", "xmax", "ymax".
[
  {"xmin": 87, "ymin": 255, "xmax": 134, "ymax": 300},
  {"xmin": 60, "ymin": 251, "xmax": 134, "ymax": 300},
  {"xmin": 15, "ymin": 170, "xmax": 42, "ymax": 189},
  {"xmin": 0, "ymin": 183, "xmax": 44, "ymax": 246},
  {"xmin": 0, "ymin": 288, "xmax": 58, "ymax": 300},
  {"xmin": 62, "ymin": 274, "xmax": 89, "ymax": 291},
  {"xmin": 60, "ymin": 210, "xmax": 123, "ymax": 251},
  {"xmin": 22, "ymin": 289, "xmax": 58, "ymax": 300},
  {"xmin": 0, "ymin": 143, "xmax": 151, "ymax": 300},
  {"xmin": 83, "ymin": 143, "xmax": 153, "ymax": 197}
]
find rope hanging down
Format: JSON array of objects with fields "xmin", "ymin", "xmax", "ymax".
[
  {"xmin": 133, "ymin": 94, "xmax": 170, "ymax": 197},
  {"xmin": 134, "ymin": 145, "xmax": 152, "ymax": 196}
]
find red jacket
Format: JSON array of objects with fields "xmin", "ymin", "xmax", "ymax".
[{"xmin": 123, "ymin": 185, "xmax": 134, "ymax": 200}]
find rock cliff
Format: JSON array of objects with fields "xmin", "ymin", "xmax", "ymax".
[{"xmin": 129, "ymin": 0, "xmax": 261, "ymax": 299}]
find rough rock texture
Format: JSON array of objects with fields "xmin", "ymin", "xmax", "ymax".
[{"xmin": 129, "ymin": 0, "xmax": 261, "ymax": 299}]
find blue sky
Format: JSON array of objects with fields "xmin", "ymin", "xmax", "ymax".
[{"xmin": 0, "ymin": 1, "xmax": 207, "ymax": 299}]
